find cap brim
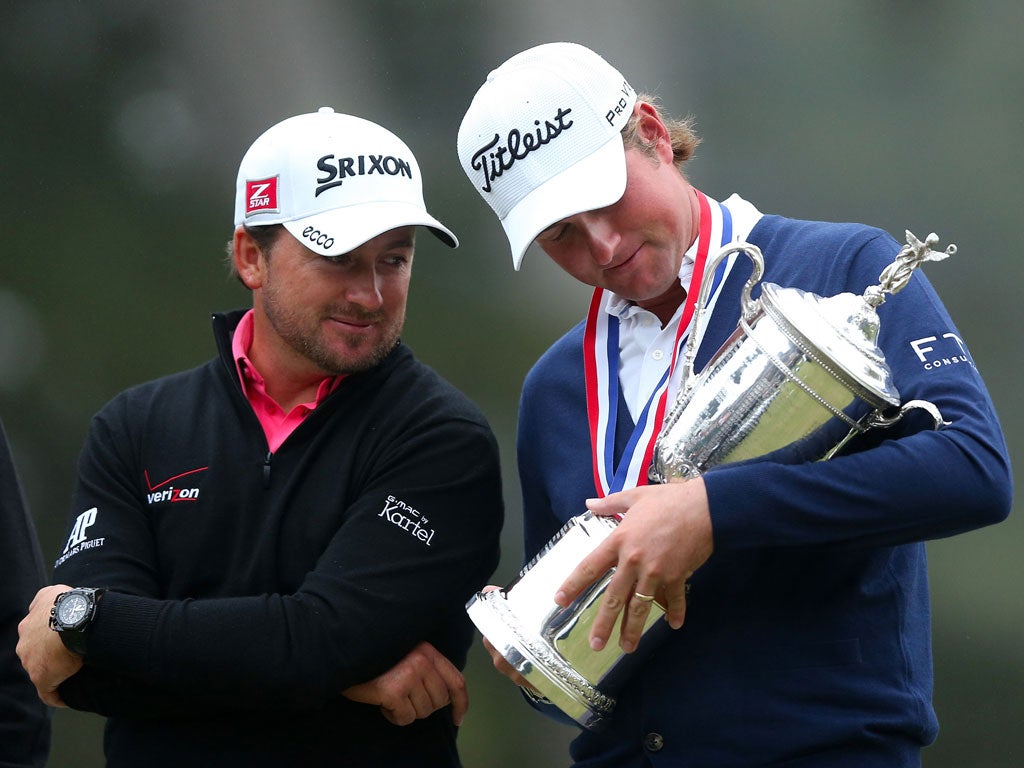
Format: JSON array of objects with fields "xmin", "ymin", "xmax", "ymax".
[
  {"xmin": 283, "ymin": 201, "xmax": 458, "ymax": 257},
  {"xmin": 500, "ymin": 135, "xmax": 627, "ymax": 270}
]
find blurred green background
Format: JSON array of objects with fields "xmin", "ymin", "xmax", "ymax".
[{"xmin": 2, "ymin": 1, "xmax": 1021, "ymax": 766}]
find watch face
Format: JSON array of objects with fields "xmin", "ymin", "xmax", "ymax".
[{"xmin": 57, "ymin": 593, "xmax": 90, "ymax": 628}]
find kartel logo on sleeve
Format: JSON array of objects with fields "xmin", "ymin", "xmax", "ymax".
[{"xmin": 378, "ymin": 495, "xmax": 436, "ymax": 546}]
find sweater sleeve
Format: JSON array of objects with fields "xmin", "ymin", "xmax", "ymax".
[
  {"xmin": 56, "ymin": 382, "xmax": 504, "ymax": 715},
  {"xmin": 0, "ymin": 421, "xmax": 51, "ymax": 767},
  {"xmin": 704, "ymin": 228, "xmax": 1012, "ymax": 550}
]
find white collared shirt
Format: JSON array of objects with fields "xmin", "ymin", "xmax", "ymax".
[{"xmin": 613, "ymin": 193, "xmax": 764, "ymax": 420}]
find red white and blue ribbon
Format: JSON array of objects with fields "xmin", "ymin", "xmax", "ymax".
[{"xmin": 584, "ymin": 190, "xmax": 734, "ymax": 497}]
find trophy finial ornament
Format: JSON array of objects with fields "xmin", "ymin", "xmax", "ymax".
[{"xmin": 864, "ymin": 231, "xmax": 957, "ymax": 308}]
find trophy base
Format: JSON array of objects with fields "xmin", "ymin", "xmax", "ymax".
[
  {"xmin": 467, "ymin": 588, "xmax": 615, "ymax": 730},
  {"xmin": 466, "ymin": 512, "xmax": 668, "ymax": 731}
]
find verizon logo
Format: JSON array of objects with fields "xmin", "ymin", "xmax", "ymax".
[{"xmin": 144, "ymin": 466, "xmax": 209, "ymax": 506}]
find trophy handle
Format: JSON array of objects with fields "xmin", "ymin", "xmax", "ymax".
[
  {"xmin": 868, "ymin": 399, "xmax": 948, "ymax": 430},
  {"xmin": 820, "ymin": 399, "xmax": 948, "ymax": 461},
  {"xmin": 680, "ymin": 242, "xmax": 765, "ymax": 395}
]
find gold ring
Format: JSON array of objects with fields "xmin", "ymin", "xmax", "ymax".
[{"xmin": 633, "ymin": 592, "xmax": 656, "ymax": 603}]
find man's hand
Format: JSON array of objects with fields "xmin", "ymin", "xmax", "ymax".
[
  {"xmin": 481, "ymin": 634, "xmax": 530, "ymax": 687},
  {"xmin": 17, "ymin": 584, "xmax": 82, "ymax": 707},
  {"xmin": 342, "ymin": 641, "xmax": 468, "ymax": 726},
  {"xmin": 553, "ymin": 478, "xmax": 714, "ymax": 654},
  {"xmin": 478, "ymin": 586, "xmax": 546, "ymax": 699}
]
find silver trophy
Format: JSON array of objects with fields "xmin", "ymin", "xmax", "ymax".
[{"xmin": 467, "ymin": 231, "xmax": 956, "ymax": 730}]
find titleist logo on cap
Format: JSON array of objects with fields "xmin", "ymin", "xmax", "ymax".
[
  {"xmin": 245, "ymin": 177, "xmax": 279, "ymax": 216},
  {"xmin": 469, "ymin": 106, "xmax": 574, "ymax": 194}
]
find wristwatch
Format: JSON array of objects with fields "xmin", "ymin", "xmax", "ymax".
[{"xmin": 49, "ymin": 587, "xmax": 105, "ymax": 656}]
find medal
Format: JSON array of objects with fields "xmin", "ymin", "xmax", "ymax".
[{"xmin": 584, "ymin": 190, "xmax": 733, "ymax": 496}]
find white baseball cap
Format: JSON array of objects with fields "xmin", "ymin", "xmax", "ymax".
[
  {"xmin": 235, "ymin": 107, "xmax": 458, "ymax": 256},
  {"xmin": 457, "ymin": 43, "xmax": 636, "ymax": 270}
]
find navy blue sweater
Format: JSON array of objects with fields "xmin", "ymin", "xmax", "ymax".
[{"xmin": 517, "ymin": 216, "xmax": 1012, "ymax": 767}]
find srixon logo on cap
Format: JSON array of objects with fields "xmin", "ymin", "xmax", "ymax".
[
  {"xmin": 314, "ymin": 154, "xmax": 414, "ymax": 197},
  {"xmin": 245, "ymin": 177, "xmax": 279, "ymax": 216}
]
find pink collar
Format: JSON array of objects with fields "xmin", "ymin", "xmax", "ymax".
[{"xmin": 231, "ymin": 310, "xmax": 344, "ymax": 452}]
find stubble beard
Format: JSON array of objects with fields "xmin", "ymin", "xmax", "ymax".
[
  {"xmin": 302, "ymin": 318, "xmax": 402, "ymax": 375},
  {"xmin": 262, "ymin": 284, "xmax": 404, "ymax": 376}
]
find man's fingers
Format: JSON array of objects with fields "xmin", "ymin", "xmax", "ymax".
[
  {"xmin": 483, "ymin": 635, "xmax": 547, "ymax": 700},
  {"xmin": 428, "ymin": 644, "xmax": 468, "ymax": 726},
  {"xmin": 584, "ymin": 490, "xmax": 635, "ymax": 517},
  {"xmin": 418, "ymin": 670, "xmax": 450, "ymax": 714},
  {"xmin": 554, "ymin": 548, "xmax": 616, "ymax": 607},
  {"xmin": 582, "ymin": 564, "xmax": 644, "ymax": 652},
  {"xmin": 617, "ymin": 586, "xmax": 659, "ymax": 652},
  {"xmin": 663, "ymin": 577, "xmax": 691, "ymax": 630},
  {"xmin": 345, "ymin": 641, "xmax": 468, "ymax": 727},
  {"xmin": 408, "ymin": 682, "xmax": 439, "ymax": 721},
  {"xmin": 380, "ymin": 672, "xmax": 444, "ymax": 726},
  {"xmin": 382, "ymin": 699, "xmax": 417, "ymax": 727},
  {"xmin": 483, "ymin": 636, "xmax": 528, "ymax": 687}
]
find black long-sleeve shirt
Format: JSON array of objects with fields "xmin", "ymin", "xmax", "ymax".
[{"xmin": 54, "ymin": 311, "xmax": 504, "ymax": 767}]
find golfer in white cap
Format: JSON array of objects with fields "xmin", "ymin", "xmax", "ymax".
[
  {"xmin": 458, "ymin": 42, "xmax": 1010, "ymax": 768},
  {"xmin": 19, "ymin": 107, "xmax": 504, "ymax": 768}
]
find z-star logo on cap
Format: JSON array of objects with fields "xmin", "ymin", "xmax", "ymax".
[{"xmin": 245, "ymin": 177, "xmax": 279, "ymax": 216}]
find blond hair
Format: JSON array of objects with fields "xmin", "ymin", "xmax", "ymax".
[{"xmin": 621, "ymin": 92, "xmax": 700, "ymax": 167}]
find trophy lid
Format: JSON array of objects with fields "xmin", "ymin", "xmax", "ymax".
[
  {"xmin": 754, "ymin": 231, "xmax": 957, "ymax": 410},
  {"xmin": 760, "ymin": 283, "xmax": 900, "ymax": 408}
]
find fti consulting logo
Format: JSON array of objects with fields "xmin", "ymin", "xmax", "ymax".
[{"xmin": 909, "ymin": 332, "xmax": 975, "ymax": 372}]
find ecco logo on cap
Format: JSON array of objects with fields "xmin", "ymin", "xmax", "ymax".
[{"xmin": 245, "ymin": 177, "xmax": 279, "ymax": 217}]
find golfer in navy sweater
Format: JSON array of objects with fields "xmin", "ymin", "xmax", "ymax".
[
  {"xmin": 18, "ymin": 108, "xmax": 503, "ymax": 767},
  {"xmin": 457, "ymin": 42, "xmax": 1011, "ymax": 767}
]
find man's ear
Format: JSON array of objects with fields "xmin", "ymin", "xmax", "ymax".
[
  {"xmin": 634, "ymin": 102, "xmax": 673, "ymax": 162},
  {"xmin": 233, "ymin": 227, "xmax": 264, "ymax": 290}
]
